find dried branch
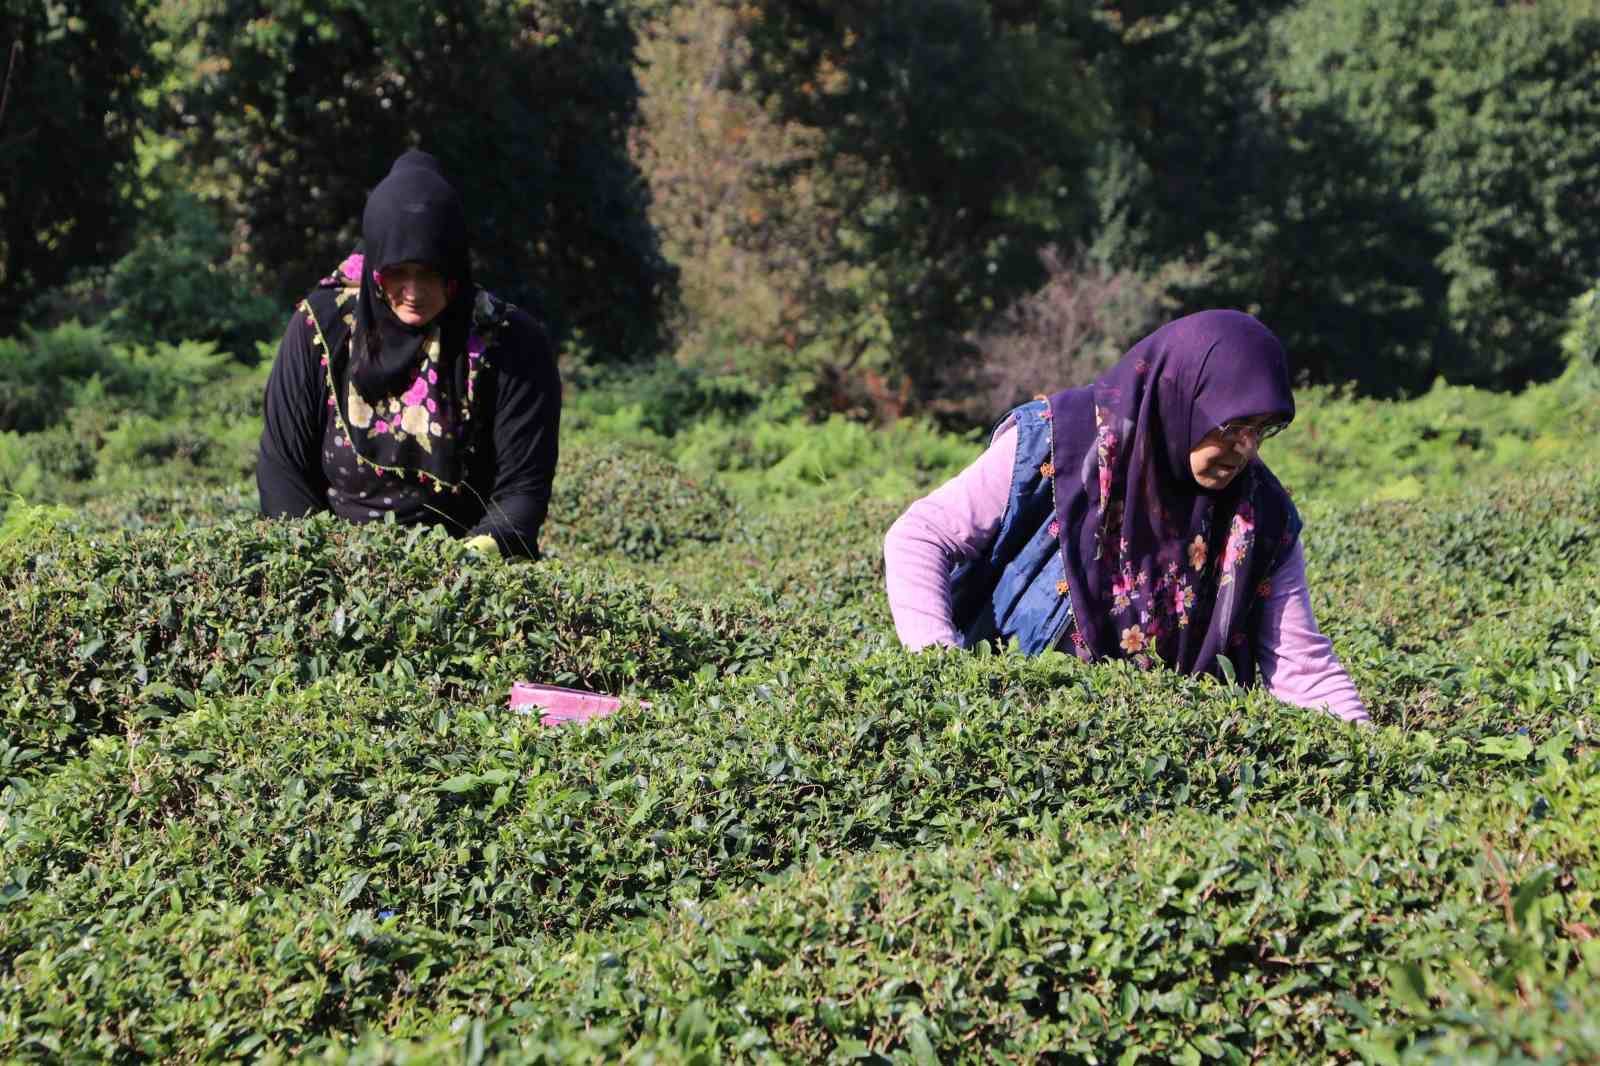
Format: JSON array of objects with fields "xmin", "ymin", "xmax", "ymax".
[{"xmin": 0, "ymin": 42, "xmax": 21, "ymax": 136}]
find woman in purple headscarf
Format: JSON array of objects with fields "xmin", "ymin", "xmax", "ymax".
[
  {"xmin": 257, "ymin": 149, "xmax": 560, "ymax": 558},
  {"xmin": 884, "ymin": 310, "xmax": 1369, "ymax": 723}
]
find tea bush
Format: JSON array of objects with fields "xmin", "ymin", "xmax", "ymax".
[
  {"xmin": 9, "ymin": 650, "xmax": 1558, "ymax": 926},
  {"xmin": 1, "ymin": 359, "xmax": 1598, "ymax": 1062},
  {"xmin": 0, "ymin": 514, "xmax": 794, "ymax": 783},
  {"xmin": 376, "ymin": 760, "xmax": 1597, "ymax": 1063},
  {"xmin": 542, "ymin": 440, "xmax": 735, "ymax": 562},
  {"xmin": 2, "ymin": 683, "xmax": 1592, "ymax": 1059}
]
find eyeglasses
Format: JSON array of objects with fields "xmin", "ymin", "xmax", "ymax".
[{"xmin": 1213, "ymin": 418, "xmax": 1290, "ymax": 444}]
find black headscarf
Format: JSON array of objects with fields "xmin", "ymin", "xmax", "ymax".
[
  {"xmin": 297, "ymin": 150, "xmax": 514, "ymax": 497},
  {"xmin": 353, "ymin": 149, "xmax": 474, "ymax": 400}
]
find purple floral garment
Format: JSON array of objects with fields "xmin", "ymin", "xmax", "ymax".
[{"xmin": 1047, "ymin": 310, "xmax": 1301, "ymax": 683}]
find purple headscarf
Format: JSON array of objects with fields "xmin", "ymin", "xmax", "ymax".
[{"xmin": 1047, "ymin": 310, "xmax": 1301, "ymax": 682}]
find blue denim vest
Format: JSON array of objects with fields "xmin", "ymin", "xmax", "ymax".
[{"xmin": 948, "ymin": 399, "xmax": 1077, "ymax": 654}]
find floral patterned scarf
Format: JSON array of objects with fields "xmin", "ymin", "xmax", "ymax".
[
  {"xmin": 1046, "ymin": 310, "xmax": 1302, "ymax": 683},
  {"xmin": 300, "ymin": 252, "xmax": 510, "ymax": 495}
]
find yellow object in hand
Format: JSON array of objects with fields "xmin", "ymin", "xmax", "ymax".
[{"xmin": 464, "ymin": 534, "xmax": 499, "ymax": 556}]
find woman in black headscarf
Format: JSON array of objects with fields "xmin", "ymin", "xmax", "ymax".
[{"xmin": 257, "ymin": 150, "xmax": 560, "ymax": 557}]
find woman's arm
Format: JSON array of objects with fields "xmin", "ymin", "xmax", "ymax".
[
  {"xmin": 1254, "ymin": 539, "xmax": 1371, "ymax": 723},
  {"xmin": 884, "ymin": 420, "xmax": 1017, "ymax": 649},
  {"xmin": 257, "ymin": 312, "xmax": 332, "ymax": 517},
  {"xmin": 466, "ymin": 310, "xmax": 561, "ymax": 558}
]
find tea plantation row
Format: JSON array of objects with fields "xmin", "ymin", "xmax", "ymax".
[
  {"xmin": 7, "ymin": 742, "xmax": 1596, "ymax": 1062},
  {"xmin": 2, "ymin": 452, "xmax": 1598, "ymax": 1060}
]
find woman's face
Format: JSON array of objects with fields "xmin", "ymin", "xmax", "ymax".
[
  {"xmin": 1188, "ymin": 414, "xmax": 1287, "ymax": 490},
  {"xmin": 376, "ymin": 261, "xmax": 451, "ymax": 326}
]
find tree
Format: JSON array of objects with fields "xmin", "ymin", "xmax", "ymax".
[
  {"xmin": 730, "ymin": 0, "xmax": 1109, "ymax": 415},
  {"xmin": 1269, "ymin": 0, "xmax": 1600, "ymax": 388},
  {"xmin": 631, "ymin": 0, "xmax": 828, "ymax": 381},
  {"xmin": 1077, "ymin": 1, "xmax": 1442, "ymax": 393},
  {"xmin": 175, "ymin": 0, "xmax": 674, "ymax": 362},
  {"xmin": 0, "ymin": 0, "xmax": 157, "ymax": 331},
  {"xmin": 1082, "ymin": 1, "xmax": 1297, "ymax": 272}
]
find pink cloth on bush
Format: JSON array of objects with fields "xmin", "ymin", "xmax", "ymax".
[
  {"xmin": 884, "ymin": 421, "xmax": 1370, "ymax": 724},
  {"xmin": 509, "ymin": 682, "xmax": 648, "ymax": 726}
]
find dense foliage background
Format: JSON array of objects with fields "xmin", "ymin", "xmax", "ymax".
[
  {"xmin": 3, "ymin": 0, "xmax": 1600, "ymax": 1061},
  {"xmin": 4, "ymin": 0, "xmax": 1597, "ymax": 408}
]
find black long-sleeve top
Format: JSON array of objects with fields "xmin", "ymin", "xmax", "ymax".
[{"xmin": 256, "ymin": 305, "xmax": 560, "ymax": 557}]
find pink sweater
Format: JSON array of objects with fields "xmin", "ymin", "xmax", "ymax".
[{"xmin": 884, "ymin": 422, "xmax": 1370, "ymax": 723}]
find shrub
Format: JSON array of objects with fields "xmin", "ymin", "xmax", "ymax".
[
  {"xmin": 542, "ymin": 441, "xmax": 734, "ymax": 561},
  {"xmin": 26, "ymin": 132, "xmax": 284, "ymax": 362},
  {"xmin": 0, "ymin": 346, "xmax": 264, "ymax": 524},
  {"xmin": 0, "ymin": 322, "xmax": 122, "ymax": 433},
  {"xmin": 399, "ymin": 763, "xmax": 1596, "ymax": 1062},
  {"xmin": 963, "ymin": 246, "xmax": 1192, "ymax": 420},
  {"xmin": 1564, "ymin": 278, "xmax": 1600, "ymax": 378},
  {"xmin": 1, "ymin": 659, "xmax": 1591, "ymax": 1059},
  {"xmin": 100, "ymin": 189, "xmax": 282, "ymax": 360},
  {"xmin": 1268, "ymin": 375, "xmax": 1600, "ymax": 506},
  {"xmin": 72, "ymin": 482, "xmax": 258, "ymax": 533},
  {"xmin": 562, "ymin": 358, "xmax": 761, "ymax": 441},
  {"xmin": 0, "ymin": 427, "xmax": 96, "ymax": 502},
  {"xmin": 669, "ymin": 406, "xmax": 979, "ymax": 506},
  {"xmin": 2, "ymin": 341, "xmax": 1599, "ymax": 1063},
  {"xmin": 0, "ymin": 323, "xmax": 234, "ymax": 435},
  {"xmin": 95, "ymin": 414, "xmax": 216, "ymax": 472},
  {"xmin": 0, "ymin": 515, "xmax": 779, "ymax": 781},
  {"xmin": 657, "ymin": 495, "xmax": 903, "ymax": 631}
]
